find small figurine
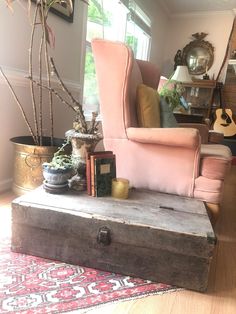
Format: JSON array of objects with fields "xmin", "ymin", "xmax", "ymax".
[
  {"xmin": 203, "ymin": 73, "xmax": 210, "ymax": 80},
  {"xmin": 174, "ymin": 49, "xmax": 183, "ymax": 70},
  {"xmin": 203, "ymin": 64, "xmax": 210, "ymax": 80},
  {"xmin": 231, "ymin": 49, "xmax": 236, "ymax": 59}
]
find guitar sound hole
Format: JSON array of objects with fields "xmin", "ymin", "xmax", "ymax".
[
  {"xmin": 226, "ymin": 116, "xmax": 232, "ymax": 124},
  {"xmin": 221, "ymin": 113, "xmax": 232, "ymax": 124}
]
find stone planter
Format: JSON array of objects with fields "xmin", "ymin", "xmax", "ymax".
[
  {"xmin": 42, "ymin": 166, "xmax": 73, "ymax": 185},
  {"xmin": 65, "ymin": 130, "xmax": 102, "ymax": 191}
]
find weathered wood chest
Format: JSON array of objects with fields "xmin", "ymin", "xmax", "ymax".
[{"xmin": 11, "ymin": 187, "xmax": 216, "ymax": 292}]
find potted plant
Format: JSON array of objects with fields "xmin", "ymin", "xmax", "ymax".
[
  {"xmin": 159, "ymin": 81, "xmax": 184, "ymax": 111},
  {"xmin": 42, "ymin": 139, "xmax": 75, "ymax": 193},
  {"xmin": 1, "ymin": 0, "xmax": 101, "ymax": 194}
]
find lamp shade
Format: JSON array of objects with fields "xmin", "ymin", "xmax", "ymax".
[{"xmin": 171, "ymin": 65, "xmax": 192, "ymax": 83}]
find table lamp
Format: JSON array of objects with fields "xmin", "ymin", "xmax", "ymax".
[{"xmin": 171, "ymin": 65, "xmax": 192, "ymax": 83}]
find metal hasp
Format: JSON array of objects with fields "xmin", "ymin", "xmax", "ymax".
[{"xmin": 97, "ymin": 226, "xmax": 111, "ymax": 246}]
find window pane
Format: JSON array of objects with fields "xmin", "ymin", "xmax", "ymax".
[
  {"xmin": 83, "ymin": 0, "xmax": 151, "ymax": 114},
  {"xmin": 83, "ymin": 44, "xmax": 99, "ymax": 114}
]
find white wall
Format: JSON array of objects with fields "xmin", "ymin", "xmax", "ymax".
[
  {"xmin": 0, "ymin": 1, "xmax": 88, "ymax": 192},
  {"xmin": 162, "ymin": 11, "xmax": 235, "ymax": 79},
  {"xmin": 136, "ymin": 0, "xmax": 169, "ymax": 67}
]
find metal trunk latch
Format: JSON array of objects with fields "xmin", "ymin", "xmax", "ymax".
[{"xmin": 97, "ymin": 226, "xmax": 111, "ymax": 246}]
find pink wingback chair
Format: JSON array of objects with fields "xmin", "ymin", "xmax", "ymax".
[{"xmin": 91, "ymin": 38, "xmax": 232, "ymax": 222}]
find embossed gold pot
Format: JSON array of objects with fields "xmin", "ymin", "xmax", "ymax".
[{"xmin": 10, "ymin": 136, "xmax": 66, "ymax": 195}]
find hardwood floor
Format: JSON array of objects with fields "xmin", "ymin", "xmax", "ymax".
[{"xmin": 0, "ymin": 166, "xmax": 236, "ymax": 314}]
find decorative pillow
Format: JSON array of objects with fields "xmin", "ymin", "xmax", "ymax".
[
  {"xmin": 136, "ymin": 84, "xmax": 161, "ymax": 128},
  {"xmin": 160, "ymin": 97, "xmax": 178, "ymax": 128}
]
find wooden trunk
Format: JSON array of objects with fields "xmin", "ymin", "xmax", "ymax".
[{"xmin": 11, "ymin": 187, "xmax": 216, "ymax": 292}]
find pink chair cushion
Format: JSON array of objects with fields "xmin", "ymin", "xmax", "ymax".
[
  {"xmin": 136, "ymin": 59, "xmax": 160, "ymax": 89},
  {"xmin": 200, "ymin": 144, "xmax": 232, "ymax": 180},
  {"xmin": 194, "ymin": 176, "xmax": 223, "ymax": 203},
  {"xmin": 136, "ymin": 84, "xmax": 161, "ymax": 128}
]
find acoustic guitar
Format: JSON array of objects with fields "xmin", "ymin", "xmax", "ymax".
[{"xmin": 213, "ymin": 83, "xmax": 236, "ymax": 137}]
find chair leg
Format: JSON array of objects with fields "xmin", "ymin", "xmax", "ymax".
[{"xmin": 205, "ymin": 202, "xmax": 220, "ymax": 227}]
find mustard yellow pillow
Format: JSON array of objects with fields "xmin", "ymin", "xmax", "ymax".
[{"xmin": 136, "ymin": 84, "xmax": 161, "ymax": 128}]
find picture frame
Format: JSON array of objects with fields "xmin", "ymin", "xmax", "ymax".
[{"xmin": 31, "ymin": 0, "xmax": 75, "ymax": 23}]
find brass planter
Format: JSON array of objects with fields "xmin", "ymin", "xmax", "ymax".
[{"xmin": 11, "ymin": 136, "xmax": 65, "ymax": 195}]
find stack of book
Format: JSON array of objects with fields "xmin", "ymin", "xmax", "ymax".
[{"xmin": 86, "ymin": 151, "xmax": 116, "ymax": 197}]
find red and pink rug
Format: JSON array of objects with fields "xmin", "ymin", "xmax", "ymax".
[{"xmin": 0, "ymin": 237, "xmax": 179, "ymax": 313}]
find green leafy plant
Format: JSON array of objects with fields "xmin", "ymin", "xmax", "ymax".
[
  {"xmin": 159, "ymin": 82, "xmax": 184, "ymax": 111},
  {"xmin": 43, "ymin": 139, "xmax": 73, "ymax": 170}
]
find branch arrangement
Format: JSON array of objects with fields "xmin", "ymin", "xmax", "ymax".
[{"xmin": 1, "ymin": 0, "xmax": 97, "ymax": 146}]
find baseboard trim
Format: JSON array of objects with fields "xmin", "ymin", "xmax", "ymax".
[{"xmin": 0, "ymin": 179, "xmax": 13, "ymax": 194}]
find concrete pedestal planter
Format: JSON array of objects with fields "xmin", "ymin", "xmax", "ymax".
[{"xmin": 65, "ymin": 130, "xmax": 103, "ymax": 191}]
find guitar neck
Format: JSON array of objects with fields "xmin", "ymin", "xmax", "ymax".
[{"xmin": 216, "ymin": 82, "xmax": 224, "ymax": 109}]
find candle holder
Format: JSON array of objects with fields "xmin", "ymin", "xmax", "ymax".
[{"xmin": 111, "ymin": 178, "xmax": 129, "ymax": 199}]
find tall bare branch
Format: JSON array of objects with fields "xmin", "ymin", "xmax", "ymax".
[
  {"xmin": 50, "ymin": 57, "xmax": 88, "ymax": 133},
  {"xmin": 27, "ymin": 76, "xmax": 77, "ymax": 113},
  {"xmin": 41, "ymin": 2, "xmax": 54, "ymax": 145},
  {"xmin": 29, "ymin": 3, "xmax": 39, "ymax": 145},
  {"xmin": 38, "ymin": 0, "xmax": 45, "ymax": 145},
  {"xmin": 0, "ymin": 67, "xmax": 37, "ymax": 143}
]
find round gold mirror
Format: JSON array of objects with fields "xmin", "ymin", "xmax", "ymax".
[{"xmin": 182, "ymin": 33, "xmax": 214, "ymax": 75}]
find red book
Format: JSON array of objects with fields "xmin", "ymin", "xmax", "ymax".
[{"xmin": 86, "ymin": 151, "xmax": 113, "ymax": 195}]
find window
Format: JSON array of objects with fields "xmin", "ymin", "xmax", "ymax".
[{"xmin": 83, "ymin": 0, "xmax": 151, "ymax": 115}]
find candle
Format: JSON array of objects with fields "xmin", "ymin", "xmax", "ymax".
[{"xmin": 111, "ymin": 178, "xmax": 129, "ymax": 199}]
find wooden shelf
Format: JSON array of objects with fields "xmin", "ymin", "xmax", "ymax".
[
  {"xmin": 183, "ymin": 80, "xmax": 216, "ymax": 89},
  {"xmin": 181, "ymin": 80, "xmax": 216, "ymax": 119},
  {"xmin": 190, "ymin": 106, "xmax": 209, "ymax": 109}
]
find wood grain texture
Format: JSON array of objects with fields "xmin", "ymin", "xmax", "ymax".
[
  {"xmin": 87, "ymin": 166, "xmax": 236, "ymax": 314},
  {"xmin": 11, "ymin": 188, "xmax": 215, "ymax": 292},
  {"xmin": 1, "ymin": 166, "xmax": 236, "ymax": 313}
]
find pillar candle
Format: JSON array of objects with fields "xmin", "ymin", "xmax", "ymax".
[{"xmin": 111, "ymin": 178, "xmax": 129, "ymax": 199}]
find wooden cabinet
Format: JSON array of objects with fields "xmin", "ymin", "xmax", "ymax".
[
  {"xmin": 182, "ymin": 80, "xmax": 216, "ymax": 119},
  {"xmin": 174, "ymin": 112, "xmax": 204, "ymax": 124}
]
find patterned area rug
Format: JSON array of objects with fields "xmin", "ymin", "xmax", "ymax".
[{"xmin": 0, "ymin": 237, "xmax": 179, "ymax": 313}]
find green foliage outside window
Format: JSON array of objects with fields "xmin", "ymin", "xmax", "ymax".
[
  {"xmin": 84, "ymin": 50, "xmax": 98, "ymax": 103},
  {"xmin": 125, "ymin": 35, "xmax": 138, "ymax": 56},
  {"xmin": 84, "ymin": 0, "xmax": 110, "ymax": 107},
  {"xmin": 84, "ymin": 0, "xmax": 150, "ymax": 112},
  {"xmin": 88, "ymin": 0, "xmax": 111, "ymax": 26}
]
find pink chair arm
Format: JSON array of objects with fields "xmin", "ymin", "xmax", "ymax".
[{"xmin": 126, "ymin": 127, "xmax": 200, "ymax": 149}]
